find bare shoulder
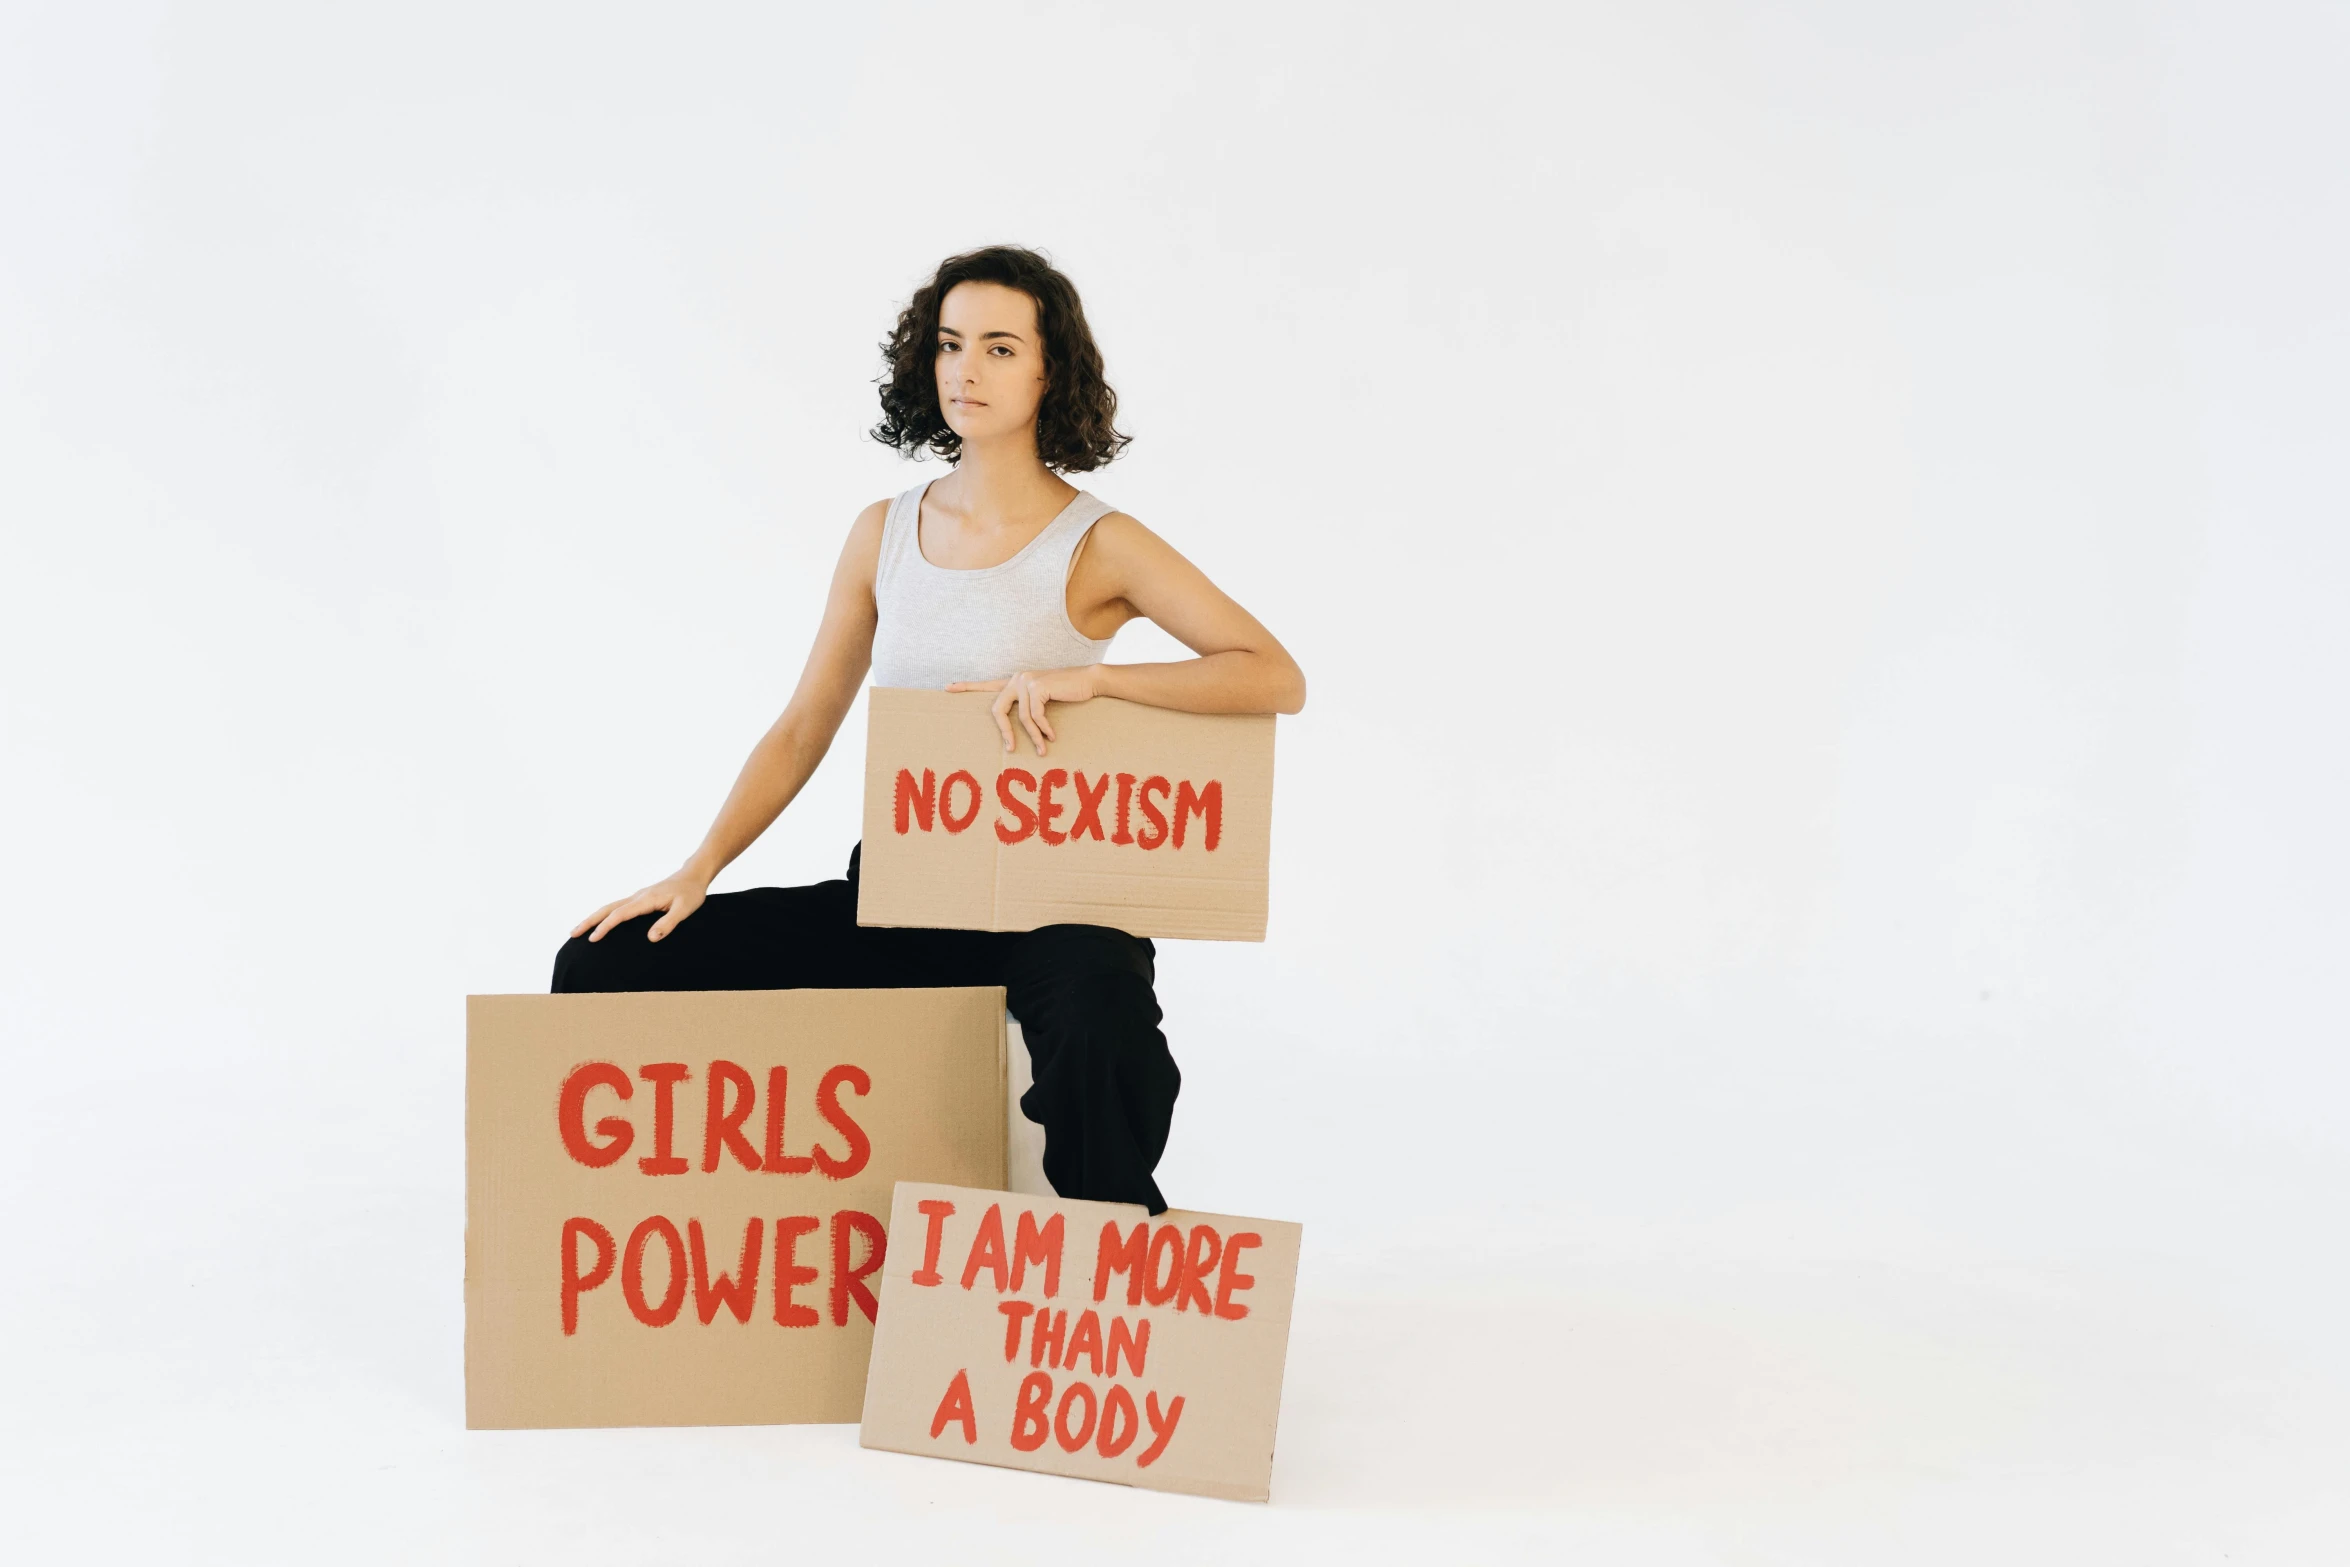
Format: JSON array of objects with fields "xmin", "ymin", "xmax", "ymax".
[
  {"xmin": 1089, "ymin": 508, "xmax": 1202, "ymax": 575},
  {"xmin": 848, "ymin": 496, "xmax": 894, "ymax": 547},
  {"xmin": 831, "ymin": 497, "xmax": 893, "ymax": 586},
  {"xmin": 1087, "ymin": 509, "xmax": 1180, "ymax": 558}
]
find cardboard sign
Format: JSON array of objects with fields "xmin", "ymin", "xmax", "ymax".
[
  {"xmin": 857, "ymin": 688, "xmax": 1276, "ymax": 941},
  {"xmin": 466, "ymin": 989, "xmax": 1006, "ymax": 1429},
  {"xmin": 859, "ymin": 1182, "xmax": 1302, "ymax": 1502},
  {"xmin": 1004, "ymin": 1021, "xmax": 1052, "ymax": 1199}
]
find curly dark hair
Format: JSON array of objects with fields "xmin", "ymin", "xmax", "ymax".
[{"xmin": 871, "ymin": 246, "xmax": 1132, "ymax": 473}]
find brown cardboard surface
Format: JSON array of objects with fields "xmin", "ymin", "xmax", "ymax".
[
  {"xmin": 859, "ymin": 1181, "xmax": 1303, "ymax": 1502},
  {"xmin": 857, "ymin": 688, "xmax": 1275, "ymax": 941},
  {"xmin": 465, "ymin": 989, "xmax": 1006, "ymax": 1429}
]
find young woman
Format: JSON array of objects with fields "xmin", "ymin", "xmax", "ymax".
[{"xmin": 552, "ymin": 247, "xmax": 1305, "ymax": 1216}]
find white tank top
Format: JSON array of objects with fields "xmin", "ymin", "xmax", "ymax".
[{"xmin": 869, "ymin": 479, "xmax": 1118, "ymax": 689}]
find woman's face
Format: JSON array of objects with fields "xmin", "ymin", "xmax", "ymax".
[{"xmin": 935, "ymin": 281, "xmax": 1048, "ymax": 450}]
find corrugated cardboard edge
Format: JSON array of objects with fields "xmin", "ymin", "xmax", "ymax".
[
  {"xmin": 464, "ymin": 993, "xmax": 481, "ymax": 1427},
  {"xmin": 994, "ymin": 1007, "xmax": 1009, "ymax": 1192}
]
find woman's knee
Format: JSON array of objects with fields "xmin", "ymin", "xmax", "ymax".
[
  {"xmin": 550, "ymin": 933, "xmax": 597, "ymax": 993},
  {"xmin": 550, "ymin": 919, "xmax": 653, "ymax": 993},
  {"xmin": 1023, "ymin": 970, "xmax": 1175, "ymax": 1090},
  {"xmin": 1005, "ymin": 923, "xmax": 1155, "ymax": 1007},
  {"xmin": 1073, "ymin": 969, "xmax": 1165, "ymax": 1035}
]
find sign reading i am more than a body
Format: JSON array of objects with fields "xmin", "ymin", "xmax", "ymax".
[
  {"xmin": 465, "ymin": 989, "xmax": 1006, "ymax": 1429},
  {"xmin": 857, "ymin": 688, "xmax": 1276, "ymax": 941},
  {"xmin": 859, "ymin": 1181, "xmax": 1303, "ymax": 1501}
]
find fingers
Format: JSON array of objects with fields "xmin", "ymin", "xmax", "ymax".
[
  {"xmin": 571, "ymin": 899, "xmax": 623, "ymax": 939},
  {"xmin": 990, "ymin": 682, "xmax": 1019, "ymax": 752},
  {"xmin": 1031, "ymin": 683, "xmax": 1057, "ymax": 744},
  {"xmin": 970, "ymin": 674, "xmax": 1073, "ymax": 754},
  {"xmin": 1017, "ymin": 679, "xmax": 1051, "ymax": 755},
  {"xmin": 646, "ymin": 887, "xmax": 703, "ymax": 943},
  {"xmin": 589, "ymin": 891, "xmax": 662, "ymax": 944}
]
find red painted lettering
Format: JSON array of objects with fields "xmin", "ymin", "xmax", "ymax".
[
  {"xmin": 1138, "ymin": 1391, "xmax": 1185, "ymax": 1468},
  {"xmin": 1173, "ymin": 779, "xmax": 1222, "ymax": 850},
  {"xmin": 1063, "ymin": 1308, "xmax": 1104, "ymax": 1375},
  {"xmin": 1144, "ymin": 1222, "xmax": 1186, "ymax": 1306},
  {"xmin": 911, "ymin": 1198, "xmax": 955, "ymax": 1287},
  {"xmin": 621, "ymin": 1216, "xmax": 686, "ymax": 1327},
  {"xmin": 931, "ymin": 1369, "xmax": 977, "ymax": 1444},
  {"xmin": 635, "ymin": 1063, "xmax": 691, "ymax": 1175},
  {"xmin": 1097, "ymin": 1384, "xmax": 1139, "ymax": 1457},
  {"xmin": 1178, "ymin": 1224, "xmax": 1222, "ymax": 1313},
  {"xmin": 1012, "ymin": 1209, "xmax": 1065, "ymax": 1297},
  {"xmin": 1215, "ymin": 1232, "xmax": 1262, "ymax": 1320},
  {"xmin": 1029, "ymin": 1307, "xmax": 1066, "ymax": 1369},
  {"xmin": 994, "ymin": 768, "xmax": 1039, "ymax": 843},
  {"xmin": 689, "ymin": 1217, "xmax": 763, "ymax": 1325},
  {"xmin": 998, "ymin": 1299, "xmax": 1035, "ymax": 1360},
  {"xmin": 894, "ymin": 767, "xmax": 936, "ymax": 834},
  {"xmin": 761, "ymin": 1065, "xmax": 813, "ymax": 1174},
  {"xmin": 1010, "ymin": 1371, "xmax": 1053, "ymax": 1452},
  {"xmin": 962, "ymin": 1203, "xmax": 1009, "ymax": 1292},
  {"xmin": 702, "ymin": 1060, "xmax": 759, "ymax": 1172},
  {"xmin": 1055, "ymin": 1381, "xmax": 1099, "ymax": 1452},
  {"xmin": 560, "ymin": 1216, "xmax": 615, "ymax": 1336},
  {"xmin": 1113, "ymin": 772, "xmax": 1136, "ymax": 844},
  {"xmin": 557, "ymin": 1062, "xmax": 633, "ymax": 1168},
  {"xmin": 1036, "ymin": 768, "xmax": 1070, "ymax": 845},
  {"xmin": 811, "ymin": 1064, "xmax": 871, "ymax": 1179},
  {"xmin": 1069, "ymin": 771, "xmax": 1109, "ymax": 840},
  {"xmin": 1095, "ymin": 1220, "xmax": 1149, "ymax": 1305},
  {"xmin": 830, "ymin": 1209, "xmax": 885, "ymax": 1326},
  {"xmin": 1107, "ymin": 1314, "xmax": 1151, "ymax": 1378},
  {"xmin": 939, "ymin": 768, "xmax": 983, "ymax": 832},
  {"xmin": 1135, "ymin": 776, "xmax": 1170, "ymax": 849},
  {"xmin": 772, "ymin": 1214, "xmax": 820, "ymax": 1326}
]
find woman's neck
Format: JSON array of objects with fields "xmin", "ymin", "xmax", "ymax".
[{"xmin": 935, "ymin": 433, "xmax": 1076, "ymax": 529}]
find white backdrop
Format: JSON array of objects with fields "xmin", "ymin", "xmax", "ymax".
[{"xmin": 4, "ymin": 2, "xmax": 2345, "ymax": 1561}]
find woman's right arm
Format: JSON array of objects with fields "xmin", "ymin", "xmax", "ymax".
[{"xmin": 571, "ymin": 501, "xmax": 889, "ymax": 943}]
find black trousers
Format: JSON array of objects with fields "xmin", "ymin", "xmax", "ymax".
[{"xmin": 550, "ymin": 845, "xmax": 1179, "ymax": 1214}]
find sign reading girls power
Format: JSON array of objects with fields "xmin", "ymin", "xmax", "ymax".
[
  {"xmin": 465, "ymin": 990, "xmax": 1005, "ymax": 1429},
  {"xmin": 857, "ymin": 689, "xmax": 1276, "ymax": 941},
  {"xmin": 859, "ymin": 1182, "xmax": 1302, "ymax": 1501}
]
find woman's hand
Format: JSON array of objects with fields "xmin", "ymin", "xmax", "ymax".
[
  {"xmin": 948, "ymin": 665, "xmax": 1101, "ymax": 756},
  {"xmin": 571, "ymin": 867, "xmax": 712, "ymax": 944}
]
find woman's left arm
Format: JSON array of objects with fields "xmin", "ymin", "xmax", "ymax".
[{"xmin": 949, "ymin": 512, "xmax": 1306, "ymax": 755}]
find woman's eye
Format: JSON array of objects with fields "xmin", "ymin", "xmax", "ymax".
[{"xmin": 990, "ymin": 345, "xmax": 1013, "ymax": 356}]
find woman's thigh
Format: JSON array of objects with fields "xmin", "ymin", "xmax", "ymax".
[
  {"xmin": 551, "ymin": 882, "xmax": 864, "ymax": 992},
  {"xmin": 552, "ymin": 878, "xmax": 1012, "ymax": 993},
  {"xmin": 1002, "ymin": 924, "xmax": 1158, "ymax": 1000},
  {"xmin": 1002, "ymin": 925, "xmax": 1168, "ymax": 1064}
]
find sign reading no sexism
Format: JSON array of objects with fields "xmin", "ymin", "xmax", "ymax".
[
  {"xmin": 858, "ymin": 689, "xmax": 1276, "ymax": 941},
  {"xmin": 466, "ymin": 991, "xmax": 1005, "ymax": 1429},
  {"xmin": 861, "ymin": 1182, "xmax": 1302, "ymax": 1501}
]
